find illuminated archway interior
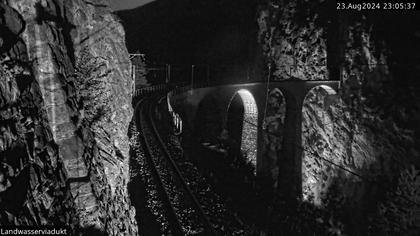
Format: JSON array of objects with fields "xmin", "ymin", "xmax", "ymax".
[
  {"xmin": 227, "ymin": 89, "xmax": 258, "ymax": 171},
  {"xmin": 302, "ymin": 85, "xmax": 338, "ymax": 206}
]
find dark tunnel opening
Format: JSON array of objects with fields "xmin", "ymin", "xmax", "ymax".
[{"xmin": 226, "ymin": 94, "xmax": 245, "ymax": 155}]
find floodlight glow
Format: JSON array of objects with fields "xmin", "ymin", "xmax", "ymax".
[{"xmin": 235, "ymin": 89, "xmax": 258, "ymax": 172}]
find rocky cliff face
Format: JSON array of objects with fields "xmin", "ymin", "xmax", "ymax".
[
  {"xmin": 259, "ymin": 0, "xmax": 420, "ymax": 234},
  {"xmin": 257, "ymin": 0, "xmax": 329, "ymax": 80},
  {"xmin": 0, "ymin": 0, "xmax": 137, "ymax": 234}
]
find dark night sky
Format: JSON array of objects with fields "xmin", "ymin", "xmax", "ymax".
[
  {"xmin": 110, "ymin": 0, "xmax": 156, "ymax": 11},
  {"xmin": 116, "ymin": 0, "xmax": 258, "ymax": 64},
  {"xmin": 116, "ymin": 0, "xmax": 259, "ymax": 84}
]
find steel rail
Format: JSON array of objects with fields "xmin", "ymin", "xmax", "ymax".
[
  {"xmin": 136, "ymin": 98, "xmax": 185, "ymax": 236},
  {"xmin": 147, "ymin": 96, "xmax": 217, "ymax": 236}
]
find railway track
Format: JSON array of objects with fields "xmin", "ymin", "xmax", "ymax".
[{"xmin": 135, "ymin": 96, "xmax": 216, "ymax": 236}]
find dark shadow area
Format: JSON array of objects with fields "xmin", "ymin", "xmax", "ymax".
[
  {"xmin": 193, "ymin": 94, "xmax": 225, "ymax": 145},
  {"xmin": 79, "ymin": 226, "xmax": 107, "ymax": 236},
  {"xmin": 183, "ymin": 136, "xmax": 273, "ymax": 233},
  {"xmin": 0, "ymin": 166, "xmax": 29, "ymax": 216},
  {"xmin": 127, "ymin": 136, "xmax": 162, "ymax": 235},
  {"xmin": 266, "ymin": 165, "xmax": 396, "ymax": 236},
  {"xmin": 0, "ymin": 139, "xmax": 30, "ymax": 219},
  {"xmin": 127, "ymin": 177, "xmax": 161, "ymax": 236},
  {"xmin": 226, "ymin": 94, "xmax": 245, "ymax": 155},
  {"xmin": 0, "ymin": 2, "xmax": 25, "ymax": 54}
]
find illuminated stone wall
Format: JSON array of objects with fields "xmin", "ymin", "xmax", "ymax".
[{"xmin": 236, "ymin": 90, "xmax": 258, "ymax": 170}]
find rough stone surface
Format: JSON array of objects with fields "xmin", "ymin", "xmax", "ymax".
[
  {"xmin": 0, "ymin": 55, "xmax": 77, "ymax": 228},
  {"xmin": 257, "ymin": 0, "xmax": 329, "ymax": 80},
  {"xmin": 259, "ymin": 0, "xmax": 420, "ymax": 233},
  {"xmin": 1, "ymin": 0, "xmax": 137, "ymax": 234}
]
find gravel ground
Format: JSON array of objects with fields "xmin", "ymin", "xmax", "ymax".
[
  {"xmin": 154, "ymin": 101, "xmax": 251, "ymax": 235},
  {"xmin": 128, "ymin": 98, "xmax": 253, "ymax": 235},
  {"xmin": 129, "ymin": 121, "xmax": 172, "ymax": 235},
  {"xmin": 142, "ymin": 119, "xmax": 204, "ymax": 235}
]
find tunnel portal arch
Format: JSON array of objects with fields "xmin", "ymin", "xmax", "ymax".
[
  {"xmin": 301, "ymin": 85, "xmax": 339, "ymax": 205},
  {"xmin": 226, "ymin": 89, "xmax": 258, "ymax": 172}
]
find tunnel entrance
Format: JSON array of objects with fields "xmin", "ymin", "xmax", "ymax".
[
  {"xmin": 301, "ymin": 85, "xmax": 338, "ymax": 205},
  {"xmin": 226, "ymin": 89, "xmax": 258, "ymax": 171}
]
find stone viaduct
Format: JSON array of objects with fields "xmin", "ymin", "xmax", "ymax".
[{"xmin": 166, "ymin": 79, "xmax": 340, "ymax": 199}]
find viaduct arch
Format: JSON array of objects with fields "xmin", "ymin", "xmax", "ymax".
[
  {"xmin": 226, "ymin": 89, "xmax": 259, "ymax": 171},
  {"xmin": 168, "ymin": 80, "xmax": 340, "ymax": 200}
]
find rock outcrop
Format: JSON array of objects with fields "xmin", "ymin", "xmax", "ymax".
[
  {"xmin": 0, "ymin": 1, "xmax": 77, "ymax": 228},
  {"xmin": 258, "ymin": 0, "xmax": 420, "ymax": 233},
  {"xmin": 257, "ymin": 0, "xmax": 329, "ymax": 80},
  {"xmin": 1, "ymin": 0, "xmax": 137, "ymax": 234}
]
